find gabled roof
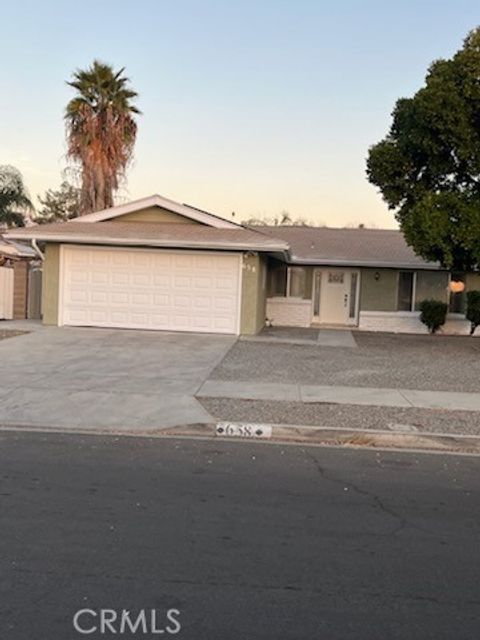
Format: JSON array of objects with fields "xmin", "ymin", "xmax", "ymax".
[
  {"xmin": 74, "ymin": 194, "xmax": 240, "ymax": 228},
  {"xmin": 6, "ymin": 222, "xmax": 289, "ymax": 252},
  {"xmin": 254, "ymin": 226, "xmax": 442, "ymax": 270}
]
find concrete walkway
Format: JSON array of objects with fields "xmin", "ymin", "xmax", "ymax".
[
  {"xmin": 197, "ymin": 380, "xmax": 480, "ymax": 412},
  {"xmin": 240, "ymin": 328, "xmax": 357, "ymax": 348}
]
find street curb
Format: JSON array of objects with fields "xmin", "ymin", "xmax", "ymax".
[
  {"xmin": 1, "ymin": 422, "xmax": 480, "ymax": 455},
  {"xmin": 160, "ymin": 422, "xmax": 480, "ymax": 455}
]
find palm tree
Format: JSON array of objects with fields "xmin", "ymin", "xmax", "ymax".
[
  {"xmin": 65, "ymin": 60, "xmax": 140, "ymax": 214},
  {"xmin": 0, "ymin": 165, "xmax": 33, "ymax": 228}
]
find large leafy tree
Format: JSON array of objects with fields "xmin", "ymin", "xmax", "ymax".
[
  {"xmin": 35, "ymin": 180, "xmax": 80, "ymax": 224},
  {"xmin": 0, "ymin": 165, "xmax": 33, "ymax": 228},
  {"xmin": 65, "ymin": 60, "xmax": 140, "ymax": 214},
  {"xmin": 367, "ymin": 28, "xmax": 480, "ymax": 271}
]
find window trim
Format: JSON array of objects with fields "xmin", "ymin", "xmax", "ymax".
[
  {"xmin": 411, "ymin": 272, "xmax": 417, "ymax": 312},
  {"xmin": 287, "ymin": 266, "xmax": 307, "ymax": 299}
]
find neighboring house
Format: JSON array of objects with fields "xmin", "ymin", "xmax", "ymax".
[
  {"xmin": 0, "ymin": 236, "xmax": 40, "ymax": 320},
  {"xmin": 6, "ymin": 194, "xmax": 480, "ymax": 336}
]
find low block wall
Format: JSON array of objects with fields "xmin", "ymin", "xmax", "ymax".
[
  {"xmin": 266, "ymin": 297, "xmax": 312, "ymax": 328},
  {"xmin": 359, "ymin": 311, "xmax": 476, "ymax": 336}
]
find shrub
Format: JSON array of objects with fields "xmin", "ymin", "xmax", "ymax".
[
  {"xmin": 466, "ymin": 290, "xmax": 480, "ymax": 336},
  {"xmin": 418, "ymin": 299, "xmax": 448, "ymax": 334}
]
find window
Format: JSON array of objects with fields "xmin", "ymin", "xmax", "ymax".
[
  {"xmin": 270, "ymin": 264, "xmax": 287, "ymax": 296},
  {"xmin": 397, "ymin": 272, "xmax": 415, "ymax": 311},
  {"xmin": 268, "ymin": 265, "xmax": 307, "ymax": 298},
  {"xmin": 414, "ymin": 271, "xmax": 449, "ymax": 311},
  {"xmin": 328, "ymin": 272, "xmax": 344, "ymax": 284},
  {"xmin": 288, "ymin": 268, "xmax": 306, "ymax": 298}
]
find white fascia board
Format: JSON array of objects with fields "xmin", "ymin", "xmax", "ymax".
[
  {"xmin": 4, "ymin": 233, "xmax": 287, "ymax": 252},
  {"xmin": 71, "ymin": 194, "xmax": 240, "ymax": 229},
  {"xmin": 288, "ymin": 256, "xmax": 443, "ymax": 270}
]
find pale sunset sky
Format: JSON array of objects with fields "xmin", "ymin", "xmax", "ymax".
[{"xmin": 0, "ymin": 1, "xmax": 478, "ymax": 227}]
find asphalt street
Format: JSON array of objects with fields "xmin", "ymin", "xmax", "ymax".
[{"xmin": 1, "ymin": 431, "xmax": 479, "ymax": 639}]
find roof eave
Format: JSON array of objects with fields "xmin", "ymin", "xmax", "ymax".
[
  {"xmin": 4, "ymin": 232, "xmax": 287, "ymax": 253},
  {"xmin": 288, "ymin": 256, "xmax": 442, "ymax": 270}
]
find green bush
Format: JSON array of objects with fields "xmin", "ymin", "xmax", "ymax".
[
  {"xmin": 466, "ymin": 290, "xmax": 480, "ymax": 336},
  {"xmin": 418, "ymin": 299, "xmax": 448, "ymax": 334}
]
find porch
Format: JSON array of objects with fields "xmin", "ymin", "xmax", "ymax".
[
  {"xmin": 264, "ymin": 262, "xmax": 479, "ymax": 336},
  {"xmin": 241, "ymin": 325, "xmax": 357, "ymax": 347},
  {"xmin": 266, "ymin": 266, "xmax": 360, "ymax": 328}
]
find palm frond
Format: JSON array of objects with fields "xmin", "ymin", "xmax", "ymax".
[{"xmin": 65, "ymin": 61, "xmax": 140, "ymax": 214}]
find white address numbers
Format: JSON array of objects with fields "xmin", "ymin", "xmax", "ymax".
[{"xmin": 216, "ymin": 422, "xmax": 273, "ymax": 439}]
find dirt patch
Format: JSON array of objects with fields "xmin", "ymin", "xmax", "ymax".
[{"xmin": 0, "ymin": 329, "xmax": 28, "ymax": 342}]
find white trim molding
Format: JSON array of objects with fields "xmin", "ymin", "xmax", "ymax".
[
  {"xmin": 69, "ymin": 194, "xmax": 240, "ymax": 228},
  {"xmin": 5, "ymin": 233, "xmax": 285, "ymax": 252}
]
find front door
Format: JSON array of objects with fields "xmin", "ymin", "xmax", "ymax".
[{"xmin": 312, "ymin": 268, "xmax": 359, "ymax": 326}]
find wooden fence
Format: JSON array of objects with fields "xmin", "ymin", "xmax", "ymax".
[{"xmin": 0, "ymin": 267, "xmax": 14, "ymax": 319}]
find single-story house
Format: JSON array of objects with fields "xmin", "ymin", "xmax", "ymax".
[{"xmin": 6, "ymin": 194, "xmax": 480, "ymax": 336}]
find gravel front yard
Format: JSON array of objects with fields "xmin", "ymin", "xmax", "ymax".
[
  {"xmin": 200, "ymin": 397, "xmax": 480, "ymax": 435},
  {"xmin": 210, "ymin": 332, "xmax": 480, "ymax": 393}
]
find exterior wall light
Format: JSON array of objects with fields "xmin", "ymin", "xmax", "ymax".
[
  {"xmin": 449, "ymin": 280, "xmax": 465, "ymax": 293},
  {"xmin": 374, "ymin": 272, "xmax": 380, "ymax": 281}
]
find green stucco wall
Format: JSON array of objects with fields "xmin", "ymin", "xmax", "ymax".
[
  {"xmin": 360, "ymin": 268, "xmax": 450, "ymax": 312},
  {"xmin": 42, "ymin": 243, "xmax": 60, "ymax": 325},
  {"xmin": 240, "ymin": 253, "xmax": 266, "ymax": 335},
  {"xmin": 110, "ymin": 207, "xmax": 203, "ymax": 224},
  {"xmin": 466, "ymin": 273, "xmax": 480, "ymax": 291},
  {"xmin": 360, "ymin": 268, "xmax": 399, "ymax": 311}
]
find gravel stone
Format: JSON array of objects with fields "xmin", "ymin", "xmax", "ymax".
[
  {"xmin": 200, "ymin": 397, "xmax": 480, "ymax": 436},
  {"xmin": 211, "ymin": 332, "xmax": 480, "ymax": 393}
]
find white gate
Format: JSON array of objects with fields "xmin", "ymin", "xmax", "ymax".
[{"xmin": 0, "ymin": 267, "xmax": 14, "ymax": 319}]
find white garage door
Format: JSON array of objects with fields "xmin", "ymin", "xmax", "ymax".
[{"xmin": 60, "ymin": 246, "xmax": 241, "ymax": 334}]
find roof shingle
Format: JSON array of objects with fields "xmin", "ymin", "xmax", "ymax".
[{"xmin": 253, "ymin": 226, "xmax": 441, "ymax": 269}]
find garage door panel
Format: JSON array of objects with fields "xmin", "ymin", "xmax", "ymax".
[{"xmin": 61, "ymin": 247, "xmax": 240, "ymax": 334}]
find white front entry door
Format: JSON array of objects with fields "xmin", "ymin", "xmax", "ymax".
[
  {"xmin": 312, "ymin": 268, "xmax": 359, "ymax": 326},
  {"xmin": 60, "ymin": 246, "xmax": 241, "ymax": 334}
]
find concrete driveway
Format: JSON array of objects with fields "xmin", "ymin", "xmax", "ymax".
[{"xmin": 0, "ymin": 325, "xmax": 235, "ymax": 431}]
